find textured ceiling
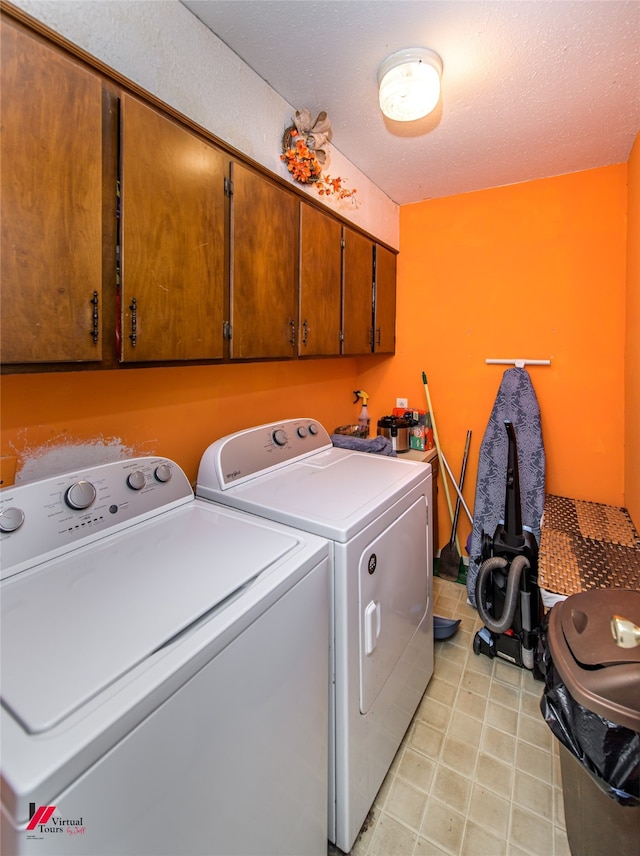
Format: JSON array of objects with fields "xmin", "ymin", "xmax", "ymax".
[{"xmin": 182, "ymin": 0, "xmax": 640, "ymax": 205}]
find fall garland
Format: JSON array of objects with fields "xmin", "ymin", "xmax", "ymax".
[{"xmin": 281, "ymin": 109, "xmax": 358, "ymax": 203}]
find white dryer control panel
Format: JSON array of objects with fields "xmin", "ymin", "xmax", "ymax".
[
  {"xmin": 199, "ymin": 418, "xmax": 333, "ymax": 489},
  {"xmin": 0, "ymin": 457, "xmax": 192, "ymax": 579}
]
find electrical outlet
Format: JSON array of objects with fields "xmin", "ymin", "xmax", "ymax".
[
  {"xmin": 396, "ymin": 398, "xmax": 408, "ymax": 409},
  {"xmin": 0, "ymin": 456, "xmax": 18, "ymax": 488}
]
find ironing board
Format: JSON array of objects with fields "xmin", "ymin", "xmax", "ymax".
[
  {"xmin": 538, "ymin": 494, "xmax": 640, "ymax": 606},
  {"xmin": 467, "ymin": 367, "xmax": 546, "ymax": 606}
]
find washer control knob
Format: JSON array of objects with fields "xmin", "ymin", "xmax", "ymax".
[
  {"xmin": 127, "ymin": 470, "xmax": 146, "ymax": 491},
  {"xmin": 308, "ymin": 423, "xmax": 318, "ymax": 435},
  {"xmin": 297, "ymin": 426, "xmax": 308, "ymax": 438},
  {"xmin": 65, "ymin": 480, "xmax": 96, "ymax": 510},
  {"xmin": 154, "ymin": 463, "xmax": 172, "ymax": 483},
  {"xmin": 0, "ymin": 506, "xmax": 25, "ymax": 533},
  {"xmin": 272, "ymin": 429, "xmax": 288, "ymax": 447}
]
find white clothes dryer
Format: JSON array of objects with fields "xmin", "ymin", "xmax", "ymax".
[
  {"xmin": 0, "ymin": 457, "xmax": 330, "ymax": 856},
  {"xmin": 196, "ymin": 419, "xmax": 434, "ymax": 853}
]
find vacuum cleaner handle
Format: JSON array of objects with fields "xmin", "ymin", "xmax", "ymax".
[
  {"xmin": 503, "ymin": 421, "xmax": 524, "ymax": 548},
  {"xmin": 488, "ymin": 421, "xmax": 538, "ymax": 566}
]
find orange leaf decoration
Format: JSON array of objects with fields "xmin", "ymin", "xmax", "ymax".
[{"xmin": 281, "ymin": 113, "xmax": 359, "ymax": 206}]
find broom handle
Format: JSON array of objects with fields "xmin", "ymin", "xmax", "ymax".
[
  {"xmin": 451, "ymin": 430, "xmax": 472, "ymax": 539},
  {"xmin": 422, "ymin": 372, "xmax": 458, "ymax": 550},
  {"xmin": 439, "ymin": 451, "xmax": 474, "ymax": 524}
]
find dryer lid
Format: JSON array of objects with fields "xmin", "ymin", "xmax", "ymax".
[
  {"xmin": 198, "ymin": 448, "xmax": 430, "ymax": 542},
  {"xmin": 0, "ymin": 502, "xmax": 300, "ymax": 734}
]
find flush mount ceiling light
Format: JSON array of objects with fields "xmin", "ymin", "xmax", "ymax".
[{"xmin": 377, "ymin": 48, "xmax": 443, "ymax": 122}]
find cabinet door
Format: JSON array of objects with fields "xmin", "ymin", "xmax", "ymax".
[
  {"xmin": 119, "ymin": 94, "xmax": 225, "ymax": 362},
  {"xmin": 299, "ymin": 203, "xmax": 342, "ymax": 356},
  {"xmin": 342, "ymin": 228, "xmax": 373, "ymax": 355},
  {"xmin": 1, "ymin": 20, "xmax": 103, "ymax": 364},
  {"xmin": 373, "ymin": 244, "xmax": 397, "ymax": 353},
  {"xmin": 230, "ymin": 162, "xmax": 298, "ymax": 359}
]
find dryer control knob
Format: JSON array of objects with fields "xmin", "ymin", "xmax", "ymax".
[
  {"xmin": 272, "ymin": 429, "xmax": 288, "ymax": 447},
  {"xmin": 297, "ymin": 426, "xmax": 308, "ymax": 438},
  {"xmin": 308, "ymin": 423, "xmax": 318, "ymax": 435},
  {"xmin": 0, "ymin": 506, "xmax": 25, "ymax": 533},
  {"xmin": 154, "ymin": 463, "xmax": 172, "ymax": 483},
  {"xmin": 65, "ymin": 480, "xmax": 97, "ymax": 510},
  {"xmin": 127, "ymin": 470, "xmax": 146, "ymax": 491}
]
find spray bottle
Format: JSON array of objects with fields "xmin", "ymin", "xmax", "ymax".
[{"xmin": 354, "ymin": 390, "xmax": 370, "ymax": 436}]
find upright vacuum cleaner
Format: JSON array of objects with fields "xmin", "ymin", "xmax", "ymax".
[{"xmin": 473, "ymin": 421, "xmax": 543, "ymax": 677}]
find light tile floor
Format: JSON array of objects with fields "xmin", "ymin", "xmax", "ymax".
[{"xmin": 330, "ymin": 576, "xmax": 571, "ymax": 856}]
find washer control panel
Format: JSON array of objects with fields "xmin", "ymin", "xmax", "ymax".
[
  {"xmin": 197, "ymin": 418, "xmax": 332, "ymax": 490},
  {"xmin": 0, "ymin": 457, "xmax": 192, "ymax": 580}
]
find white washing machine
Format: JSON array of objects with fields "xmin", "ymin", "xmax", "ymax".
[
  {"xmin": 196, "ymin": 418, "xmax": 434, "ymax": 853},
  {"xmin": 0, "ymin": 457, "xmax": 330, "ymax": 856}
]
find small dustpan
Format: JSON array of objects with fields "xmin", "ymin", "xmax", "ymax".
[{"xmin": 434, "ymin": 616, "xmax": 461, "ymax": 640}]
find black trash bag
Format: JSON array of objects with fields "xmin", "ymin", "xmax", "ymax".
[{"xmin": 540, "ymin": 653, "xmax": 640, "ymax": 806}]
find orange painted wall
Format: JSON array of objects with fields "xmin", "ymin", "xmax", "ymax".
[
  {"xmin": 358, "ymin": 165, "xmax": 630, "ymax": 550},
  {"xmin": 1, "ymin": 163, "xmax": 634, "ymax": 550},
  {"xmin": 626, "ymin": 132, "xmax": 640, "ymax": 524},
  {"xmin": 0, "ymin": 359, "xmax": 361, "ymax": 485}
]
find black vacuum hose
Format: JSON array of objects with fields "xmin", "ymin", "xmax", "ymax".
[{"xmin": 475, "ymin": 554, "xmax": 530, "ymax": 635}]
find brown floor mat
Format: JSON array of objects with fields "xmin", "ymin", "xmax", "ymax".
[{"xmin": 538, "ymin": 494, "xmax": 640, "ymax": 597}]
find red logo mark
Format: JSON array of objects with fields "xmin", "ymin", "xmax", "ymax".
[{"xmin": 27, "ymin": 806, "xmax": 56, "ymax": 830}]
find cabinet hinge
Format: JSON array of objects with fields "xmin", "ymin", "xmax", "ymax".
[
  {"xmin": 223, "ymin": 321, "xmax": 232, "ymax": 340},
  {"xmin": 224, "ymin": 177, "xmax": 233, "ymax": 197}
]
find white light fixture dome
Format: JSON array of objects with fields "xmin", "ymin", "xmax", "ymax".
[{"xmin": 378, "ymin": 48, "xmax": 443, "ymax": 122}]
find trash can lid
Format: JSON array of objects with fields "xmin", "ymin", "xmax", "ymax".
[{"xmin": 549, "ymin": 589, "xmax": 640, "ymax": 732}]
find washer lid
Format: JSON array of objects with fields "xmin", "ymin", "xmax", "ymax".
[{"xmin": 0, "ymin": 502, "xmax": 300, "ymax": 734}]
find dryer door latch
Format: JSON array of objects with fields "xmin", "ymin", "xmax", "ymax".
[{"xmin": 364, "ymin": 600, "xmax": 381, "ymax": 655}]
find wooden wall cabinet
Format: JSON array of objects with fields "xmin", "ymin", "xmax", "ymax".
[
  {"xmin": 229, "ymin": 162, "xmax": 299, "ymax": 360},
  {"xmin": 342, "ymin": 227, "xmax": 375, "ymax": 355},
  {"xmin": 298, "ymin": 203, "xmax": 342, "ymax": 357},
  {"xmin": 0, "ymin": 9, "xmax": 396, "ymax": 372},
  {"xmin": 1, "ymin": 19, "xmax": 104, "ymax": 364},
  {"xmin": 119, "ymin": 94, "xmax": 226, "ymax": 363},
  {"xmin": 373, "ymin": 244, "xmax": 397, "ymax": 354},
  {"xmin": 341, "ymin": 232, "xmax": 398, "ymax": 356}
]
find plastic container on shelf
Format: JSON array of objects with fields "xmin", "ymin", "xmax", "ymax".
[{"xmin": 333, "ymin": 425, "xmax": 369, "ymax": 439}]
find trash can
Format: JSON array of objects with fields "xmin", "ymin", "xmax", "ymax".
[{"xmin": 541, "ymin": 588, "xmax": 640, "ymax": 856}]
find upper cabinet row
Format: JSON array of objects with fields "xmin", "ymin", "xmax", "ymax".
[{"xmin": 0, "ymin": 18, "xmax": 396, "ymax": 370}]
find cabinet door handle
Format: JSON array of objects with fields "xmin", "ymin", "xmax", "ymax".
[
  {"xmin": 129, "ymin": 297, "xmax": 137, "ymax": 348},
  {"xmin": 302, "ymin": 319, "xmax": 309, "ymax": 347},
  {"xmin": 289, "ymin": 318, "xmax": 296, "ymax": 346},
  {"xmin": 90, "ymin": 291, "xmax": 99, "ymax": 345}
]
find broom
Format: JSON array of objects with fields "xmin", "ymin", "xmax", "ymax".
[
  {"xmin": 439, "ymin": 430, "xmax": 472, "ymax": 580},
  {"xmin": 421, "ymin": 372, "xmax": 458, "ymax": 551}
]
